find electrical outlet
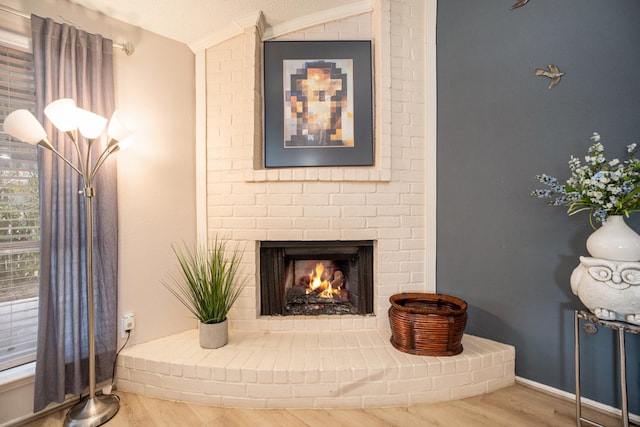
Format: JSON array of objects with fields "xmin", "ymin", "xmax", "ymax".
[{"xmin": 121, "ymin": 313, "xmax": 135, "ymax": 338}]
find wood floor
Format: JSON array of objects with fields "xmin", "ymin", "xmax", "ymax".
[{"xmin": 20, "ymin": 383, "xmax": 629, "ymax": 427}]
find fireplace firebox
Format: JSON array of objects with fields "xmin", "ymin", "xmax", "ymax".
[{"xmin": 260, "ymin": 241, "xmax": 374, "ymax": 316}]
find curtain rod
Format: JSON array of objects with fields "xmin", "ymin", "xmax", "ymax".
[{"xmin": 0, "ymin": 4, "xmax": 135, "ymax": 55}]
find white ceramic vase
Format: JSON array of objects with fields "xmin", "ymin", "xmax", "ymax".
[
  {"xmin": 571, "ymin": 256, "xmax": 640, "ymax": 325},
  {"xmin": 199, "ymin": 319, "xmax": 228, "ymax": 349},
  {"xmin": 586, "ymin": 215, "xmax": 640, "ymax": 262},
  {"xmin": 572, "ymin": 215, "xmax": 640, "ymax": 324}
]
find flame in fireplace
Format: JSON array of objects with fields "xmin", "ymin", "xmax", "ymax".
[
  {"xmin": 306, "ymin": 262, "xmax": 345, "ymax": 299},
  {"xmin": 309, "ymin": 263, "xmax": 324, "ymax": 291}
]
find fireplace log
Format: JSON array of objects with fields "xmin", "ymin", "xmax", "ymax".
[{"xmin": 331, "ymin": 271, "xmax": 345, "ymax": 288}]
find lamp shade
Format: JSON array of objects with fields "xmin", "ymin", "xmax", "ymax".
[
  {"xmin": 3, "ymin": 109, "xmax": 47, "ymax": 145},
  {"xmin": 107, "ymin": 110, "xmax": 135, "ymax": 143},
  {"xmin": 113, "ymin": 136, "xmax": 134, "ymax": 152},
  {"xmin": 76, "ymin": 108, "xmax": 107, "ymax": 139},
  {"xmin": 44, "ymin": 98, "xmax": 79, "ymax": 132}
]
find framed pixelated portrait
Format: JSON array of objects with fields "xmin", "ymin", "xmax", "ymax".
[{"xmin": 263, "ymin": 41, "xmax": 374, "ymax": 168}]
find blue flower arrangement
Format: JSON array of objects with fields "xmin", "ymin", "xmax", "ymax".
[{"xmin": 532, "ymin": 133, "xmax": 640, "ymax": 226}]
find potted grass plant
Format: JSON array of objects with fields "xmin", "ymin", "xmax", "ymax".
[{"xmin": 163, "ymin": 236, "xmax": 246, "ymax": 348}]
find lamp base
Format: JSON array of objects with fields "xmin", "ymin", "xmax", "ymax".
[{"xmin": 64, "ymin": 393, "xmax": 120, "ymax": 427}]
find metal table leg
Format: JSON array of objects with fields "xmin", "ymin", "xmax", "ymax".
[
  {"xmin": 619, "ymin": 326, "xmax": 629, "ymax": 427},
  {"xmin": 575, "ymin": 311, "xmax": 582, "ymax": 426},
  {"xmin": 574, "ymin": 310, "xmax": 635, "ymax": 427}
]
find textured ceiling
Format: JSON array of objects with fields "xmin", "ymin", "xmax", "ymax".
[{"xmin": 69, "ymin": 0, "xmax": 363, "ymax": 46}]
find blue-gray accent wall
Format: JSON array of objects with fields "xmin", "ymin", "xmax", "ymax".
[{"xmin": 437, "ymin": 0, "xmax": 640, "ymax": 411}]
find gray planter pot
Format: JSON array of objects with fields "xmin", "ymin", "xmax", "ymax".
[{"xmin": 199, "ymin": 319, "xmax": 228, "ymax": 349}]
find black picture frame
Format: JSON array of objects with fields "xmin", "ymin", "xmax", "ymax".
[{"xmin": 263, "ymin": 40, "xmax": 374, "ymax": 168}]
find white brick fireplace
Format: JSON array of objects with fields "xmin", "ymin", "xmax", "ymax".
[
  {"xmin": 203, "ymin": 1, "xmax": 434, "ymax": 333},
  {"xmin": 116, "ymin": 1, "xmax": 516, "ymax": 408}
]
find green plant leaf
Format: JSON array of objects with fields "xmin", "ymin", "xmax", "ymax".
[{"xmin": 162, "ymin": 236, "xmax": 247, "ymax": 324}]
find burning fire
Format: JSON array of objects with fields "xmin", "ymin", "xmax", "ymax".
[{"xmin": 306, "ymin": 262, "xmax": 345, "ymax": 298}]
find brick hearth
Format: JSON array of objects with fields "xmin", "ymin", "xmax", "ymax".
[{"xmin": 116, "ymin": 330, "xmax": 515, "ymax": 408}]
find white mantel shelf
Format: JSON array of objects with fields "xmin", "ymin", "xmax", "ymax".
[{"xmin": 116, "ymin": 329, "xmax": 515, "ymax": 408}]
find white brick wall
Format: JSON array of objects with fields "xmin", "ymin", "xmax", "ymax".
[{"xmin": 206, "ymin": 1, "xmax": 431, "ymax": 332}]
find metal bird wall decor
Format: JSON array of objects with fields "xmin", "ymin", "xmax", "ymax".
[
  {"xmin": 510, "ymin": 0, "xmax": 529, "ymax": 10},
  {"xmin": 534, "ymin": 64, "xmax": 565, "ymax": 90}
]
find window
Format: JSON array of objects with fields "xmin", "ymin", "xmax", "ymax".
[{"xmin": 0, "ymin": 44, "xmax": 39, "ymax": 371}]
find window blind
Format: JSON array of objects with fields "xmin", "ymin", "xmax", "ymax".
[{"xmin": 0, "ymin": 44, "xmax": 39, "ymax": 372}]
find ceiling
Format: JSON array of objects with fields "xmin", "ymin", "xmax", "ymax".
[{"xmin": 69, "ymin": 0, "xmax": 364, "ymax": 46}]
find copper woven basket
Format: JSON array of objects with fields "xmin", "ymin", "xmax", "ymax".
[{"xmin": 389, "ymin": 293, "xmax": 468, "ymax": 356}]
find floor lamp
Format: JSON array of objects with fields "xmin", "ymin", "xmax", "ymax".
[{"xmin": 3, "ymin": 99, "xmax": 133, "ymax": 427}]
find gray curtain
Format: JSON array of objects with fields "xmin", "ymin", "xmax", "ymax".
[{"xmin": 31, "ymin": 15, "xmax": 118, "ymax": 412}]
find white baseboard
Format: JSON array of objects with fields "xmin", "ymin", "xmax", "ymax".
[{"xmin": 516, "ymin": 376, "xmax": 640, "ymax": 424}]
